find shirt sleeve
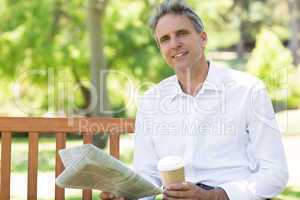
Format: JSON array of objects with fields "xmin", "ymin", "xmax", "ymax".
[
  {"xmin": 219, "ymin": 83, "xmax": 289, "ymax": 200},
  {"xmin": 133, "ymin": 96, "xmax": 162, "ymax": 200}
]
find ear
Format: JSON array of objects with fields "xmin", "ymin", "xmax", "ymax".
[{"xmin": 199, "ymin": 32, "xmax": 207, "ymax": 48}]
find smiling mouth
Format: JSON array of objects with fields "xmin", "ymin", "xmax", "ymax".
[{"xmin": 172, "ymin": 51, "xmax": 188, "ymax": 59}]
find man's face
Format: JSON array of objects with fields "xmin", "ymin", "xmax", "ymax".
[{"xmin": 155, "ymin": 14, "xmax": 207, "ymax": 72}]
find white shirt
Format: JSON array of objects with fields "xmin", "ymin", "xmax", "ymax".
[{"xmin": 133, "ymin": 63, "xmax": 288, "ymax": 200}]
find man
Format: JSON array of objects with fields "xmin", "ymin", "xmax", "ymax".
[{"xmin": 101, "ymin": 0, "xmax": 288, "ymax": 199}]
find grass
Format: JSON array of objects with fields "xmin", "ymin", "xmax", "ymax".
[
  {"xmin": 278, "ymin": 186, "xmax": 300, "ymax": 200},
  {"xmin": 10, "ymin": 135, "xmax": 134, "ymax": 172},
  {"xmin": 40, "ymin": 193, "xmax": 100, "ymax": 200},
  {"xmin": 11, "ymin": 137, "xmax": 84, "ymax": 172},
  {"xmin": 12, "ymin": 191, "xmax": 101, "ymax": 200}
]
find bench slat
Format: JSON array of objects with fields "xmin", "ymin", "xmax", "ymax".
[
  {"xmin": 83, "ymin": 133, "xmax": 93, "ymax": 144},
  {"xmin": 82, "ymin": 133, "xmax": 93, "ymax": 200},
  {"xmin": 55, "ymin": 132, "xmax": 66, "ymax": 200},
  {"xmin": 0, "ymin": 132, "xmax": 12, "ymax": 200},
  {"xmin": 0, "ymin": 117, "xmax": 135, "ymax": 133},
  {"xmin": 110, "ymin": 133, "xmax": 120, "ymax": 159},
  {"xmin": 27, "ymin": 132, "xmax": 39, "ymax": 200}
]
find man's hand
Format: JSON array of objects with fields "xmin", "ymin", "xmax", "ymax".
[
  {"xmin": 163, "ymin": 182, "xmax": 209, "ymax": 200},
  {"xmin": 163, "ymin": 182, "xmax": 229, "ymax": 200},
  {"xmin": 100, "ymin": 192, "xmax": 125, "ymax": 200}
]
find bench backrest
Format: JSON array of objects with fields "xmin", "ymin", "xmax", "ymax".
[{"xmin": 0, "ymin": 117, "xmax": 135, "ymax": 200}]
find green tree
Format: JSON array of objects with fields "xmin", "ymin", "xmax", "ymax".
[
  {"xmin": 0, "ymin": 0, "xmax": 295, "ymax": 116},
  {"xmin": 288, "ymin": 0, "xmax": 300, "ymax": 65},
  {"xmin": 246, "ymin": 29, "xmax": 296, "ymax": 110}
]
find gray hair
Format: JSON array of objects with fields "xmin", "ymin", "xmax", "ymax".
[{"xmin": 149, "ymin": 0, "xmax": 205, "ymax": 33}]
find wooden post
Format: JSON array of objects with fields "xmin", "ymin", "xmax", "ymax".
[
  {"xmin": 55, "ymin": 132, "xmax": 66, "ymax": 200},
  {"xmin": 0, "ymin": 132, "xmax": 12, "ymax": 200},
  {"xmin": 27, "ymin": 132, "xmax": 39, "ymax": 200}
]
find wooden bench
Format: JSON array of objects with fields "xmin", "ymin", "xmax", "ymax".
[
  {"xmin": 0, "ymin": 117, "xmax": 284, "ymax": 200},
  {"xmin": 0, "ymin": 117, "xmax": 135, "ymax": 200}
]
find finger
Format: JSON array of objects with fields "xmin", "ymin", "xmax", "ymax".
[
  {"xmin": 163, "ymin": 196, "xmax": 188, "ymax": 200},
  {"xmin": 164, "ymin": 190, "xmax": 189, "ymax": 198},
  {"xmin": 163, "ymin": 194, "xmax": 182, "ymax": 200},
  {"xmin": 100, "ymin": 192, "xmax": 115, "ymax": 200},
  {"xmin": 166, "ymin": 182, "xmax": 190, "ymax": 191}
]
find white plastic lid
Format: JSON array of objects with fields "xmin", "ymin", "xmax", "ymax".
[{"xmin": 157, "ymin": 156, "xmax": 184, "ymax": 171}]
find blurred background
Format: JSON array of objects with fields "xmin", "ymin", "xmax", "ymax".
[{"xmin": 0, "ymin": 0, "xmax": 299, "ymax": 199}]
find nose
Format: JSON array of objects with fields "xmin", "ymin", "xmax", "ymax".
[{"xmin": 169, "ymin": 36, "xmax": 182, "ymax": 49}]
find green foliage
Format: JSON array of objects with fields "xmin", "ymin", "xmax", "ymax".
[
  {"xmin": 287, "ymin": 70, "xmax": 300, "ymax": 109},
  {"xmin": 0, "ymin": 0, "xmax": 297, "ymax": 116},
  {"xmin": 104, "ymin": 0, "xmax": 173, "ymax": 82},
  {"xmin": 0, "ymin": 0, "xmax": 90, "ymax": 115},
  {"xmin": 192, "ymin": 0, "xmax": 240, "ymax": 49},
  {"xmin": 13, "ymin": 150, "xmax": 55, "ymax": 172},
  {"xmin": 279, "ymin": 187, "xmax": 300, "ymax": 200},
  {"xmin": 246, "ymin": 29, "xmax": 299, "ymax": 109}
]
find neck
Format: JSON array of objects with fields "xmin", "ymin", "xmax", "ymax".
[{"xmin": 176, "ymin": 60, "xmax": 209, "ymax": 96}]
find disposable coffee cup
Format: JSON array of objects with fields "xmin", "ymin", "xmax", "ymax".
[{"xmin": 157, "ymin": 156, "xmax": 185, "ymax": 187}]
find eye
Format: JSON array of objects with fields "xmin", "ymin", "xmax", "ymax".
[
  {"xmin": 160, "ymin": 36, "xmax": 169, "ymax": 44},
  {"xmin": 177, "ymin": 30, "xmax": 189, "ymax": 36}
]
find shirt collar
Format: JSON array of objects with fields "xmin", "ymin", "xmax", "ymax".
[{"xmin": 167, "ymin": 62, "xmax": 225, "ymax": 99}]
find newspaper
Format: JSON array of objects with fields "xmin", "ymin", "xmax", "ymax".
[{"xmin": 55, "ymin": 144, "xmax": 162, "ymax": 199}]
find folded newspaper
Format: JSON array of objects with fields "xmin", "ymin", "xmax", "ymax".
[{"xmin": 55, "ymin": 144, "xmax": 162, "ymax": 199}]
